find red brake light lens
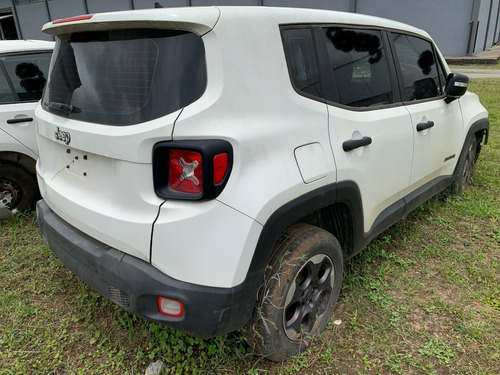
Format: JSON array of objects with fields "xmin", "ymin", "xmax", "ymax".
[
  {"xmin": 168, "ymin": 149, "xmax": 203, "ymax": 194},
  {"xmin": 213, "ymin": 153, "xmax": 229, "ymax": 185},
  {"xmin": 52, "ymin": 14, "xmax": 94, "ymax": 24}
]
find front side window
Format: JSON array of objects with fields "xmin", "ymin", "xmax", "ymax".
[
  {"xmin": 323, "ymin": 27, "xmax": 394, "ymax": 108},
  {"xmin": 0, "ymin": 52, "xmax": 51, "ymax": 103},
  {"xmin": 43, "ymin": 29, "xmax": 206, "ymax": 126},
  {"xmin": 391, "ymin": 33, "xmax": 443, "ymax": 101}
]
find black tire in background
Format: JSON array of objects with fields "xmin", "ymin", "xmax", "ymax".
[
  {"xmin": 0, "ymin": 163, "xmax": 38, "ymax": 213},
  {"xmin": 246, "ymin": 223, "xmax": 343, "ymax": 362}
]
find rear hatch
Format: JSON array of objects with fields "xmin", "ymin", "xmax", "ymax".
[{"xmin": 36, "ymin": 9, "xmax": 218, "ymax": 262}]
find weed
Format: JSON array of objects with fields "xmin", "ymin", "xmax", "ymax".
[{"xmin": 418, "ymin": 337, "xmax": 455, "ymax": 366}]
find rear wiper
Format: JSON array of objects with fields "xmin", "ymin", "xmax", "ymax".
[{"xmin": 45, "ymin": 102, "xmax": 81, "ymax": 114}]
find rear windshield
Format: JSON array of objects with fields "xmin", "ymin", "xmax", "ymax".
[{"xmin": 42, "ymin": 29, "xmax": 206, "ymax": 126}]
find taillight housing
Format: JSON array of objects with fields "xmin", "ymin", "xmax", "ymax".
[{"xmin": 153, "ymin": 140, "xmax": 233, "ymax": 200}]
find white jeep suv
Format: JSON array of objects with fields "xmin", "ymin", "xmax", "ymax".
[{"xmin": 35, "ymin": 7, "xmax": 488, "ymax": 361}]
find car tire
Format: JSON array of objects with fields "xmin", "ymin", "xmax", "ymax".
[
  {"xmin": 450, "ymin": 134, "xmax": 479, "ymax": 195},
  {"xmin": 0, "ymin": 163, "xmax": 38, "ymax": 213},
  {"xmin": 246, "ymin": 223, "xmax": 343, "ymax": 362}
]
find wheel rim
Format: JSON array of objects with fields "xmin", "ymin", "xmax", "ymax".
[
  {"xmin": 283, "ymin": 253, "xmax": 334, "ymax": 340},
  {"xmin": 0, "ymin": 178, "xmax": 21, "ymax": 210},
  {"xmin": 461, "ymin": 141, "xmax": 476, "ymax": 186}
]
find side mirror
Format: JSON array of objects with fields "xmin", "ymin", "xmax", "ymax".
[{"xmin": 444, "ymin": 72, "xmax": 469, "ymax": 103}]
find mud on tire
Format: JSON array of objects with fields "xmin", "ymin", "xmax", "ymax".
[
  {"xmin": 450, "ymin": 134, "xmax": 480, "ymax": 195},
  {"xmin": 246, "ymin": 223, "xmax": 343, "ymax": 362}
]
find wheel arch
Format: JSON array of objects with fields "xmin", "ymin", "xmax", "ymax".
[
  {"xmin": 453, "ymin": 117, "xmax": 489, "ymax": 177},
  {"xmin": 467, "ymin": 117, "xmax": 489, "ymax": 145},
  {"xmin": 0, "ymin": 151, "xmax": 37, "ymax": 176},
  {"xmin": 246, "ymin": 181, "xmax": 365, "ymax": 285}
]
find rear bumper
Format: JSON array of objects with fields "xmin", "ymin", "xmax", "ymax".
[{"xmin": 36, "ymin": 199, "xmax": 260, "ymax": 338}]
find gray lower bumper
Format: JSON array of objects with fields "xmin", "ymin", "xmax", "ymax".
[{"xmin": 36, "ymin": 199, "xmax": 259, "ymax": 338}]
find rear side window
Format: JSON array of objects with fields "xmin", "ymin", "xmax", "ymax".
[
  {"xmin": 323, "ymin": 27, "xmax": 395, "ymax": 108},
  {"xmin": 391, "ymin": 33, "xmax": 443, "ymax": 101},
  {"xmin": 43, "ymin": 29, "xmax": 206, "ymax": 126},
  {"xmin": 282, "ymin": 28, "xmax": 322, "ymax": 99},
  {"xmin": 0, "ymin": 52, "xmax": 51, "ymax": 103}
]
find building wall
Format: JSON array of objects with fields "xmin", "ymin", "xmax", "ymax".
[
  {"xmin": 191, "ymin": 0, "xmax": 259, "ymax": 5},
  {"xmin": 356, "ymin": 0, "xmax": 476, "ymax": 56},
  {"xmin": 15, "ymin": 1, "xmax": 51, "ymax": 41},
  {"xmin": 487, "ymin": 0, "xmax": 500, "ymax": 48},
  {"xmin": 133, "ymin": 0, "xmax": 189, "ymax": 7},
  {"xmin": 477, "ymin": 0, "xmax": 491, "ymax": 52},
  {"xmin": 86, "ymin": 0, "xmax": 130, "ymax": 13},
  {"xmin": 477, "ymin": 0, "xmax": 500, "ymax": 51},
  {"xmin": 263, "ymin": 0, "xmax": 350, "ymax": 11},
  {"xmin": 48, "ymin": 0, "xmax": 86, "ymax": 25},
  {"xmin": 6, "ymin": 0, "xmax": 500, "ymax": 56},
  {"xmin": 0, "ymin": 0, "xmax": 12, "ymax": 10},
  {"xmin": 478, "ymin": 0, "xmax": 500, "ymax": 52}
]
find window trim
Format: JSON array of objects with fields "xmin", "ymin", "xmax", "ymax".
[{"xmin": 434, "ymin": 43, "xmax": 449, "ymax": 90}]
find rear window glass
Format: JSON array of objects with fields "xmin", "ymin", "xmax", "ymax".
[{"xmin": 43, "ymin": 29, "xmax": 206, "ymax": 126}]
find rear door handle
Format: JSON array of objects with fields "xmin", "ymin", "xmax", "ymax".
[
  {"xmin": 416, "ymin": 121, "xmax": 434, "ymax": 132},
  {"xmin": 7, "ymin": 117, "xmax": 33, "ymax": 124},
  {"xmin": 343, "ymin": 136, "xmax": 372, "ymax": 152}
]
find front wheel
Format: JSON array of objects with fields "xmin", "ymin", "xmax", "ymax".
[
  {"xmin": 450, "ymin": 134, "xmax": 479, "ymax": 195},
  {"xmin": 246, "ymin": 223, "xmax": 343, "ymax": 361}
]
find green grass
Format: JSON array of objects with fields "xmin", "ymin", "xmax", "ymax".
[
  {"xmin": 448, "ymin": 60, "xmax": 500, "ymax": 70},
  {"xmin": 1, "ymin": 78, "xmax": 499, "ymax": 374}
]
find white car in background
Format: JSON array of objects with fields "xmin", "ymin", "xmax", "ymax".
[{"xmin": 0, "ymin": 40, "xmax": 53, "ymax": 217}]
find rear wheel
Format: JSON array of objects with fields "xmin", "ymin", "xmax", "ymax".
[
  {"xmin": 450, "ymin": 134, "xmax": 479, "ymax": 195},
  {"xmin": 0, "ymin": 163, "xmax": 38, "ymax": 213},
  {"xmin": 246, "ymin": 223, "xmax": 343, "ymax": 361}
]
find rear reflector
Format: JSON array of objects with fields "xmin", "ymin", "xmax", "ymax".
[
  {"xmin": 52, "ymin": 14, "xmax": 94, "ymax": 24},
  {"xmin": 213, "ymin": 153, "xmax": 229, "ymax": 185},
  {"xmin": 157, "ymin": 297, "xmax": 184, "ymax": 318}
]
